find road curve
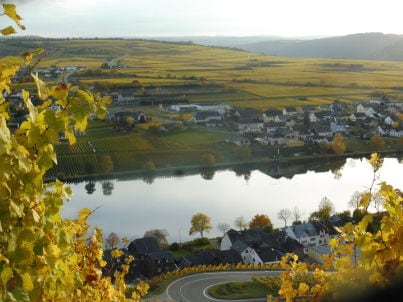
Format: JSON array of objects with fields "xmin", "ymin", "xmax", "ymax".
[{"xmin": 146, "ymin": 270, "xmax": 281, "ymax": 302}]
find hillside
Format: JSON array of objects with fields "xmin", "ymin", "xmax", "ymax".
[
  {"xmin": 5, "ymin": 37, "xmax": 403, "ymax": 109},
  {"xmin": 237, "ymin": 33, "xmax": 403, "ymax": 61}
]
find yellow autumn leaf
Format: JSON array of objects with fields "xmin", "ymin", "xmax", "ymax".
[
  {"xmin": 111, "ymin": 249, "xmax": 124, "ymax": 259},
  {"xmin": 78, "ymin": 208, "xmax": 92, "ymax": 221},
  {"xmin": 21, "ymin": 272, "xmax": 33, "ymax": 292},
  {"xmin": 31, "ymin": 73, "xmax": 49, "ymax": 100},
  {"xmin": 3, "ymin": 4, "xmax": 25, "ymax": 29},
  {"xmin": 298, "ymin": 282, "xmax": 309, "ymax": 296},
  {"xmin": 358, "ymin": 214, "xmax": 373, "ymax": 232},
  {"xmin": 0, "ymin": 25, "xmax": 16, "ymax": 36}
]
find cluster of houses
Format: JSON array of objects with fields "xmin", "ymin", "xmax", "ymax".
[
  {"xmin": 105, "ymin": 216, "xmax": 348, "ymax": 281},
  {"xmin": 168, "ymin": 100, "xmax": 403, "ymax": 147},
  {"xmin": 11, "ymin": 65, "xmax": 86, "ymax": 82}
]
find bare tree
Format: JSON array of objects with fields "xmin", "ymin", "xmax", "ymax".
[
  {"xmin": 292, "ymin": 206, "xmax": 303, "ymax": 224},
  {"xmin": 277, "ymin": 208, "xmax": 292, "ymax": 228},
  {"xmin": 348, "ymin": 190, "xmax": 363, "ymax": 210},
  {"xmin": 234, "ymin": 216, "xmax": 248, "ymax": 231},
  {"xmin": 217, "ymin": 223, "xmax": 230, "ymax": 235}
]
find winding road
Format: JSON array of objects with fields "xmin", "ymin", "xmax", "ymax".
[{"xmin": 146, "ymin": 270, "xmax": 281, "ymax": 302}]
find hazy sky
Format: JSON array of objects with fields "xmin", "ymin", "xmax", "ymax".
[{"xmin": 4, "ymin": 0, "xmax": 403, "ymax": 38}]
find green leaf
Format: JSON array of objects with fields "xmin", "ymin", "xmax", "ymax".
[
  {"xmin": 9, "ymin": 200, "xmax": 24, "ymax": 218},
  {"xmin": 0, "ymin": 266, "xmax": 13, "ymax": 287}
]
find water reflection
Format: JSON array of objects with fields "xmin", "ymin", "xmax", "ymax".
[{"xmin": 63, "ymin": 157, "xmax": 403, "ymax": 244}]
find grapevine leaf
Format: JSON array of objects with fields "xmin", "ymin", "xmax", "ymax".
[
  {"xmin": 359, "ymin": 192, "xmax": 371, "ymax": 208},
  {"xmin": 20, "ymin": 272, "xmax": 33, "ymax": 292},
  {"xmin": 0, "ymin": 118, "xmax": 11, "ymax": 155},
  {"xmin": 31, "ymin": 73, "xmax": 48, "ymax": 100},
  {"xmin": 78, "ymin": 208, "xmax": 92, "ymax": 222},
  {"xmin": 0, "ymin": 25, "xmax": 16, "ymax": 35},
  {"xmin": 358, "ymin": 214, "xmax": 373, "ymax": 232},
  {"xmin": 0, "ymin": 266, "xmax": 13, "ymax": 287},
  {"xmin": 21, "ymin": 48, "xmax": 43, "ymax": 62},
  {"xmin": 3, "ymin": 4, "xmax": 26, "ymax": 29}
]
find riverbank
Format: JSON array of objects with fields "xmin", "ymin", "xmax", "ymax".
[{"xmin": 46, "ymin": 149, "xmax": 402, "ymax": 183}]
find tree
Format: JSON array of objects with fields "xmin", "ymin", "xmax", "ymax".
[
  {"xmin": 319, "ymin": 140, "xmax": 331, "ymax": 154},
  {"xmin": 102, "ymin": 181, "xmax": 114, "ymax": 195},
  {"xmin": 303, "ymin": 112, "xmax": 311, "ymax": 130},
  {"xmin": 144, "ymin": 229, "xmax": 169, "ymax": 249},
  {"xmin": 370, "ymin": 134, "xmax": 386, "ymax": 150},
  {"xmin": 309, "ymin": 196, "xmax": 335, "ymax": 221},
  {"xmin": 105, "ymin": 232, "xmax": 120, "ymax": 249},
  {"xmin": 0, "ymin": 6, "xmax": 148, "ymax": 300},
  {"xmin": 189, "ymin": 213, "xmax": 212, "ymax": 238},
  {"xmin": 235, "ymin": 146, "xmax": 252, "ymax": 161},
  {"xmin": 292, "ymin": 206, "xmax": 303, "ymax": 224},
  {"xmin": 85, "ymin": 181, "xmax": 96, "ymax": 194},
  {"xmin": 348, "ymin": 190, "xmax": 363, "ymax": 210},
  {"xmin": 143, "ymin": 160, "xmax": 156, "ymax": 171},
  {"xmin": 200, "ymin": 152, "xmax": 216, "ymax": 167},
  {"xmin": 234, "ymin": 216, "xmax": 248, "ymax": 230},
  {"xmin": 331, "ymin": 132, "xmax": 346, "ymax": 155},
  {"xmin": 100, "ymin": 154, "xmax": 114, "ymax": 173},
  {"xmin": 277, "ymin": 208, "xmax": 292, "ymax": 228},
  {"xmin": 217, "ymin": 222, "xmax": 230, "ymax": 235},
  {"xmin": 249, "ymin": 214, "xmax": 273, "ymax": 232}
]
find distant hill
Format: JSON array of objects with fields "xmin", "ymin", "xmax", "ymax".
[
  {"xmin": 147, "ymin": 35, "xmax": 283, "ymax": 48},
  {"xmin": 235, "ymin": 33, "xmax": 403, "ymax": 61}
]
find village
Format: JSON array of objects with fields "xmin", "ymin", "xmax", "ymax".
[
  {"xmin": 104, "ymin": 213, "xmax": 353, "ymax": 283},
  {"xmin": 109, "ymin": 93, "xmax": 403, "ymax": 150}
]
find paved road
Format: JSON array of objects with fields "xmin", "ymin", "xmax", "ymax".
[{"xmin": 145, "ymin": 270, "xmax": 281, "ymax": 302}]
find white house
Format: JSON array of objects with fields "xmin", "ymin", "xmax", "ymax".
[
  {"xmin": 357, "ymin": 104, "xmax": 376, "ymax": 117},
  {"xmin": 389, "ymin": 128, "xmax": 403, "ymax": 137},
  {"xmin": 221, "ymin": 229, "xmax": 305, "ymax": 263},
  {"xmin": 238, "ymin": 120, "xmax": 264, "ymax": 134},
  {"xmin": 285, "ymin": 222, "xmax": 338, "ymax": 254},
  {"xmin": 194, "ymin": 103, "xmax": 232, "ymax": 115},
  {"xmin": 170, "ymin": 104, "xmax": 198, "ymax": 112}
]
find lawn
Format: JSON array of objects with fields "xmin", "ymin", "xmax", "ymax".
[
  {"xmin": 163, "ymin": 129, "xmax": 228, "ymax": 146},
  {"xmin": 208, "ymin": 280, "xmax": 278, "ymax": 300}
]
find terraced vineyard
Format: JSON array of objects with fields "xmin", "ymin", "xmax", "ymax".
[{"xmin": 8, "ymin": 38, "xmax": 403, "ymax": 110}]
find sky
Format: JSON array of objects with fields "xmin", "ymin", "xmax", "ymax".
[{"xmin": 3, "ymin": 0, "xmax": 403, "ymax": 38}]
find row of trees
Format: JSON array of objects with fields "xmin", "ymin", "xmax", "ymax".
[{"xmin": 189, "ymin": 212, "xmax": 279, "ymax": 238}]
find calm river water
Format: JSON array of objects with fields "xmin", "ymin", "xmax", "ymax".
[{"xmin": 62, "ymin": 157, "xmax": 403, "ymax": 243}]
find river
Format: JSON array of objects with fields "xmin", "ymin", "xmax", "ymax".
[{"xmin": 62, "ymin": 156, "xmax": 403, "ymax": 244}]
